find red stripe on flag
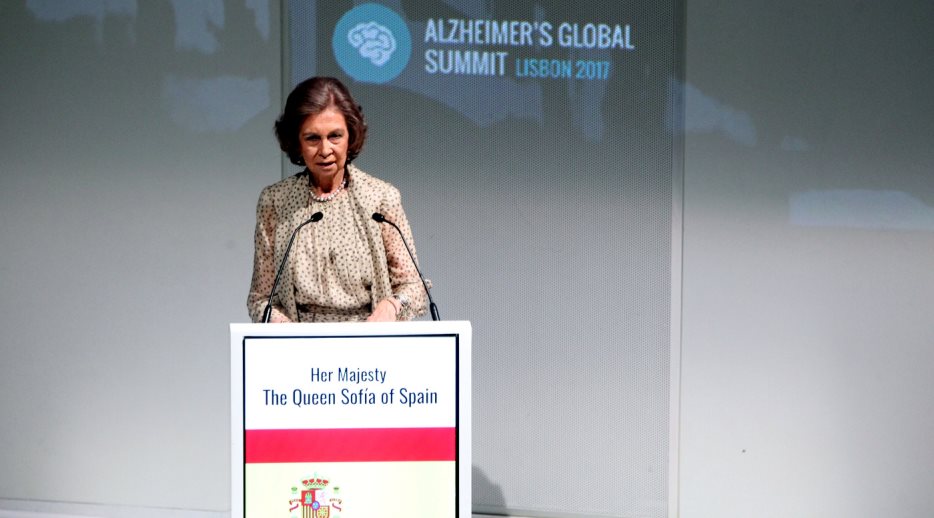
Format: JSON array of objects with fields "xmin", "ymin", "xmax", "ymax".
[{"xmin": 245, "ymin": 428, "xmax": 456, "ymax": 463}]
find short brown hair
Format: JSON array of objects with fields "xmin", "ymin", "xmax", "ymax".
[{"xmin": 274, "ymin": 77, "xmax": 368, "ymax": 166}]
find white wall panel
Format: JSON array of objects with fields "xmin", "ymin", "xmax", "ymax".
[{"xmin": 680, "ymin": 1, "xmax": 934, "ymax": 516}]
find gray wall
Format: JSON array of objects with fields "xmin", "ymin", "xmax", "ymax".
[
  {"xmin": 0, "ymin": 0, "xmax": 280, "ymax": 511},
  {"xmin": 1, "ymin": 0, "xmax": 933, "ymax": 517}
]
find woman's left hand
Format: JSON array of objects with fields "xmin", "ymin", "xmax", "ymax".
[{"xmin": 366, "ymin": 298, "xmax": 399, "ymax": 322}]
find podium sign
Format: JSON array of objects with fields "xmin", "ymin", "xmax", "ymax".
[{"xmin": 230, "ymin": 321, "xmax": 472, "ymax": 518}]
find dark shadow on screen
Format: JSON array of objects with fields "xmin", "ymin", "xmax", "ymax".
[{"xmin": 471, "ymin": 464, "xmax": 506, "ymax": 516}]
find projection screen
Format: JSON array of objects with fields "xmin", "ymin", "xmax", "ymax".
[{"xmin": 285, "ymin": 1, "xmax": 683, "ymax": 516}]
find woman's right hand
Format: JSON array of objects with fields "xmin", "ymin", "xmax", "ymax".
[{"xmin": 268, "ymin": 307, "xmax": 291, "ymax": 323}]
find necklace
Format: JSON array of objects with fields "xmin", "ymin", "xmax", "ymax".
[{"xmin": 309, "ymin": 177, "xmax": 346, "ymax": 203}]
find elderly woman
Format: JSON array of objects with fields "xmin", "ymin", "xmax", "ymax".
[{"xmin": 247, "ymin": 77, "xmax": 427, "ymax": 322}]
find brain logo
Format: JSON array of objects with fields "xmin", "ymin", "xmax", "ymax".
[
  {"xmin": 347, "ymin": 22, "xmax": 396, "ymax": 67},
  {"xmin": 332, "ymin": 3, "xmax": 411, "ymax": 84}
]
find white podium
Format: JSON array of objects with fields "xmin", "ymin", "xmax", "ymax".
[{"xmin": 230, "ymin": 321, "xmax": 471, "ymax": 518}]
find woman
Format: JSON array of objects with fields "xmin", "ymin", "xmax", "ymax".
[{"xmin": 247, "ymin": 77, "xmax": 427, "ymax": 322}]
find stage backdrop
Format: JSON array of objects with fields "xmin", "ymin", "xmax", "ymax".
[{"xmin": 287, "ymin": 1, "xmax": 682, "ymax": 517}]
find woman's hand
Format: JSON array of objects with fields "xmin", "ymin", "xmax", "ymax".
[
  {"xmin": 270, "ymin": 312, "xmax": 291, "ymax": 323},
  {"xmin": 266, "ymin": 306, "xmax": 291, "ymax": 323},
  {"xmin": 366, "ymin": 298, "xmax": 399, "ymax": 322}
]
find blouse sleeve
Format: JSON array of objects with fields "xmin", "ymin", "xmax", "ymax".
[
  {"xmin": 379, "ymin": 186, "xmax": 429, "ymax": 320},
  {"xmin": 247, "ymin": 186, "xmax": 290, "ymax": 323}
]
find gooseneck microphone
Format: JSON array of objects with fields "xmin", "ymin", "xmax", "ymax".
[
  {"xmin": 372, "ymin": 212, "xmax": 440, "ymax": 321},
  {"xmin": 262, "ymin": 211, "xmax": 324, "ymax": 323}
]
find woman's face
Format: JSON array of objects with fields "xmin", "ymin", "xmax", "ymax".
[{"xmin": 299, "ymin": 106, "xmax": 349, "ymax": 180}]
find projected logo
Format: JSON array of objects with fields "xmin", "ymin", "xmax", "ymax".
[
  {"xmin": 289, "ymin": 474, "xmax": 343, "ymax": 518},
  {"xmin": 332, "ymin": 3, "xmax": 412, "ymax": 84}
]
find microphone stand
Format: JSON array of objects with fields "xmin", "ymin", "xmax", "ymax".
[
  {"xmin": 372, "ymin": 213, "xmax": 440, "ymax": 321},
  {"xmin": 262, "ymin": 211, "xmax": 323, "ymax": 323}
]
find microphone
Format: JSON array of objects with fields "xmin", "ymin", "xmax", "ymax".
[
  {"xmin": 262, "ymin": 211, "xmax": 324, "ymax": 323},
  {"xmin": 372, "ymin": 212, "xmax": 440, "ymax": 321}
]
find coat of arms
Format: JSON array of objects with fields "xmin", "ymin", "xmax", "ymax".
[{"xmin": 289, "ymin": 474, "xmax": 343, "ymax": 518}]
